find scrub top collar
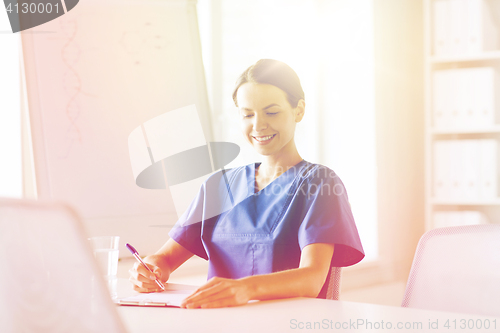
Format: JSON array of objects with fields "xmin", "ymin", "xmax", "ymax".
[{"xmin": 250, "ymin": 159, "xmax": 307, "ymax": 195}]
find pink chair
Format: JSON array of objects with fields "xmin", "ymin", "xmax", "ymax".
[
  {"xmin": 328, "ymin": 266, "xmax": 342, "ymax": 300},
  {"xmin": 402, "ymin": 224, "xmax": 500, "ymax": 316},
  {"xmin": 320, "ymin": 266, "xmax": 342, "ymax": 300},
  {"xmin": 0, "ymin": 198, "xmax": 126, "ymax": 333}
]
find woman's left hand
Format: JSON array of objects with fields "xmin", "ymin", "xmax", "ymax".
[{"xmin": 180, "ymin": 277, "xmax": 253, "ymax": 309}]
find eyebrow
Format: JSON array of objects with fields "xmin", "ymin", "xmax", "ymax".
[
  {"xmin": 263, "ymin": 104, "xmax": 280, "ymax": 110},
  {"xmin": 240, "ymin": 104, "xmax": 280, "ymax": 112}
]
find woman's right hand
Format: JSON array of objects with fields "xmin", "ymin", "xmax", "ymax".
[{"xmin": 128, "ymin": 256, "xmax": 169, "ymax": 293}]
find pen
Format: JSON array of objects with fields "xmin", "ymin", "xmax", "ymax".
[{"xmin": 126, "ymin": 243, "xmax": 165, "ymax": 291}]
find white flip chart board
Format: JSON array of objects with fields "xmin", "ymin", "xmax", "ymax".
[{"xmin": 21, "ymin": 0, "xmax": 212, "ymax": 256}]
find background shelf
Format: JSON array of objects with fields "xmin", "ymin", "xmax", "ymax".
[
  {"xmin": 431, "ymin": 126, "xmax": 500, "ymax": 135},
  {"xmin": 425, "ymin": 0, "xmax": 500, "ymax": 230},
  {"xmin": 430, "ymin": 50, "xmax": 500, "ymax": 64},
  {"xmin": 431, "ymin": 199, "xmax": 500, "ymax": 206}
]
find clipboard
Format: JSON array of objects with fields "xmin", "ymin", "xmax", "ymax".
[
  {"xmin": 118, "ymin": 300, "xmax": 173, "ymax": 307},
  {"xmin": 116, "ymin": 287, "xmax": 195, "ymax": 308}
]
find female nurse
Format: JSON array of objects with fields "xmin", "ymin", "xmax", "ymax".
[{"xmin": 129, "ymin": 59, "xmax": 365, "ymax": 309}]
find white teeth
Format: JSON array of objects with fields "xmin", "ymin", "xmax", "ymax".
[{"xmin": 254, "ymin": 135, "xmax": 274, "ymax": 142}]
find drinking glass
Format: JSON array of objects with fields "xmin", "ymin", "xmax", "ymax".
[{"xmin": 88, "ymin": 236, "xmax": 119, "ymax": 299}]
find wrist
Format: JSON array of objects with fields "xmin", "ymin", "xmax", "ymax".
[{"xmin": 240, "ymin": 275, "xmax": 261, "ymax": 300}]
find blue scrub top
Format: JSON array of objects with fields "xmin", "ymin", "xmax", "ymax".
[{"xmin": 169, "ymin": 159, "xmax": 365, "ymax": 297}]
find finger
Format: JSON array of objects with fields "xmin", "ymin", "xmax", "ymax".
[
  {"xmin": 183, "ymin": 282, "xmax": 226, "ymax": 303},
  {"xmin": 153, "ymin": 267, "xmax": 163, "ymax": 280},
  {"xmin": 128, "ymin": 268, "xmax": 156, "ymax": 284},
  {"xmin": 183, "ymin": 295, "xmax": 238, "ymax": 309},
  {"xmin": 132, "ymin": 262, "xmax": 158, "ymax": 280},
  {"xmin": 200, "ymin": 297, "xmax": 241, "ymax": 309},
  {"xmin": 128, "ymin": 275, "xmax": 158, "ymax": 289},
  {"xmin": 191, "ymin": 277, "xmax": 224, "ymax": 294},
  {"xmin": 129, "ymin": 276, "xmax": 163, "ymax": 293},
  {"xmin": 128, "ymin": 268, "xmax": 163, "ymax": 290},
  {"xmin": 132, "ymin": 284, "xmax": 163, "ymax": 293},
  {"xmin": 133, "ymin": 261, "xmax": 157, "ymax": 278}
]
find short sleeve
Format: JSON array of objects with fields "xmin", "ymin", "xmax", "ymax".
[
  {"xmin": 297, "ymin": 167, "xmax": 365, "ymax": 267},
  {"xmin": 168, "ymin": 183, "xmax": 208, "ymax": 260}
]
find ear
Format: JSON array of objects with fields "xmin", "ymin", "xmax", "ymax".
[{"xmin": 294, "ymin": 99, "xmax": 305, "ymax": 122}]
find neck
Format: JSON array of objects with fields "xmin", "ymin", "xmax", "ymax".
[{"xmin": 258, "ymin": 140, "xmax": 303, "ymax": 179}]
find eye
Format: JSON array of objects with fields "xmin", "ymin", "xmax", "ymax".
[
  {"xmin": 267, "ymin": 112, "xmax": 278, "ymax": 115},
  {"xmin": 243, "ymin": 114, "xmax": 254, "ymax": 118}
]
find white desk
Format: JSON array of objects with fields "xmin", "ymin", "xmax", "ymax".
[{"xmin": 115, "ymin": 280, "xmax": 500, "ymax": 333}]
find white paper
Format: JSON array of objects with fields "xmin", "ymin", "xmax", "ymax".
[{"xmin": 118, "ymin": 289, "xmax": 194, "ymax": 307}]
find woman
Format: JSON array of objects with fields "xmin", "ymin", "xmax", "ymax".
[{"xmin": 129, "ymin": 59, "xmax": 364, "ymax": 308}]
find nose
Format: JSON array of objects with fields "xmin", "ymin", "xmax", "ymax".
[{"xmin": 253, "ymin": 113, "xmax": 268, "ymax": 132}]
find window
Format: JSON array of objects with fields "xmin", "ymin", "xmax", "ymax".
[{"xmin": 0, "ymin": 10, "xmax": 22, "ymax": 198}]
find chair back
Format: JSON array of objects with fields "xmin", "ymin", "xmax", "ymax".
[
  {"xmin": 0, "ymin": 199, "xmax": 126, "ymax": 333},
  {"xmin": 322, "ymin": 266, "xmax": 342, "ymax": 300},
  {"xmin": 402, "ymin": 224, "xmax": 500, "ymax": 316}
]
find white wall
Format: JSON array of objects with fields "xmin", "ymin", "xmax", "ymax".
[{"xmin": 198, "ymin": 0, "xmax": 378, "ymax": 260}]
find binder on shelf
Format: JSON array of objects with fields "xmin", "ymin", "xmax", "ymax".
[
  {"xmin": 465, "ymin": 0, "xmax": 498, "ymax": 53},
  {"xmin": 433, "ymin": 140, "xmax": 451, "ymax": 199},
  {"xmin": 433, "ymin": 211, "xmax": 458, "ymax": 228},
  {"xmin": 462, "ymin": 69, "xmax": 476, "ymax": 128},
  {"xmin": 479, "ymin": 139, "xmax": 498, "ymax": 199},
  {"xmin": 433, "ymin": 0, "xmax": 499, "ymax": 56},
  {"xmin": 453, "ymin": 69, "xmax": 468, "ymax": 129},
  {"xmin": 462, "ymin": 140, "xmax": 480, "ymax": 200},
  {"xmin": 462, "ymin": 210, "xmax": 488, "ymax": 225},
  {"xmin": 449, "ymin": 0, "xmax": 467, "ymax": 55},
  {"xmin": 432, "ymin": 69, "xmax": 463, "ymax": 129},
  {"xmin": 447, "ymin": 140, "xmax": 463, "ymax": 199},
  {"xmin": 433, "ymin": 0, "xmax": 450, "ymax": 55},
  {"xmin": 432, "ymin": 70, "xmax": 451, "ymax": 129},
  {"xmin": 432, "ymin": 67, "xmax": 497, "ymax": 130},
  {"xmin": 433, "ymin": 210, "xmax": 489, "ymax": 228},
  {"xmin": 467, "ymin": 0, "xmax": 483, "ymax": 54},
  {"xmin": 433, "ymin": 139, "xmax": 498, "ymax": 200},
  {"xmin": 474, "ymin": 67, "xmax": 496, "ymax": 128},
  {"xmin": 433, "ymin": 211, "xmax": 446, "ymax": 228}
]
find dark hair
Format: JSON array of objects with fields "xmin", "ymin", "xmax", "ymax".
[{"xmin": 232, "ymin": 59, "xmax": 305, "ymax": 108}]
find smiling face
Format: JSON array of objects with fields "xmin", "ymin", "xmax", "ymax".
[{"xmin": 236, "ymin": 82, "xmax": 305, "ymax": 158}]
